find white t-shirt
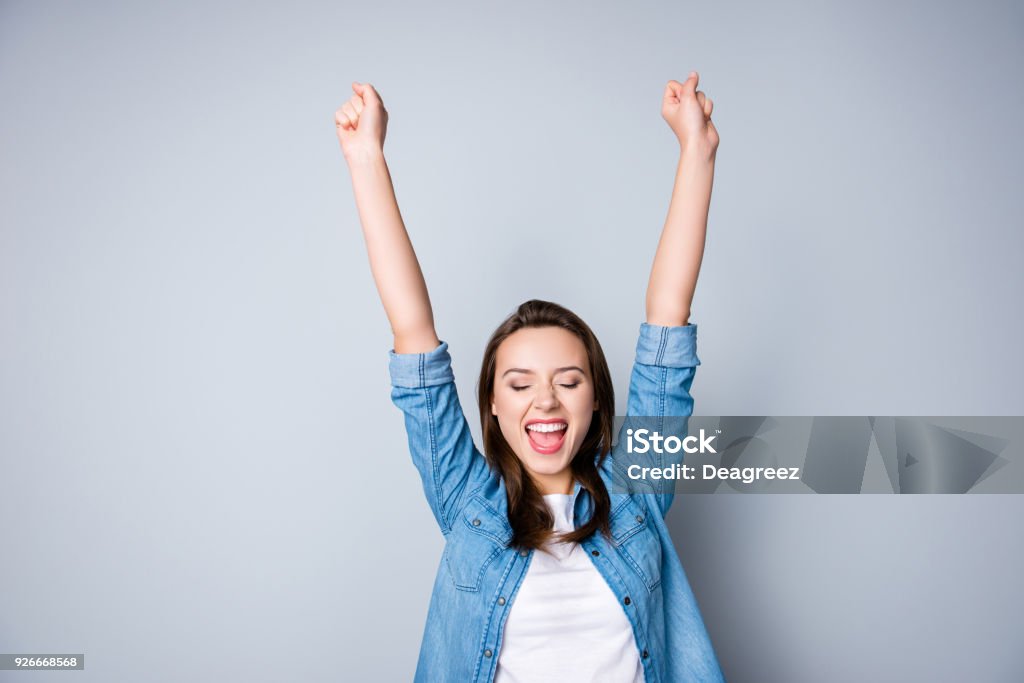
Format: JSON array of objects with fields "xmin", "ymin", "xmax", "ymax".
[{"xmin": 494, "ymin": 493, "xmax": 645, "ymax": 683}]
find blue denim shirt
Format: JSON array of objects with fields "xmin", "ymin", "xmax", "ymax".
[{"xmin": 388, "ymin": 322, "xmax": 725, "ymax": 682}]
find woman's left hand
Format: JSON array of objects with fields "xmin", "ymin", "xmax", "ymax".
[{"xmin": 661, "ymin": 72, "xmax": 719, "ymax": 156}]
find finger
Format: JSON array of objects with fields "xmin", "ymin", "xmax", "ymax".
[
  {"xmin": 696, "ymin": 91, "xmax": 706, "ymax": 108},
  {"xmin": 351, "ymin": 95, "xmax": 364, "ymax": 116},
  {"xmin": 704, "ymin": 97, "xmax": 714, "ymax": 117},
  {"xmin": 336, "ymin": 107, "xmax": 355, "ymax": 129},
  {"xmin": 663, "ymin": 80, "xmax": 683, "ymax": 101},
  {"xmin": 342, "ymin": 102, "xmax": 359, "ymax": 125}
]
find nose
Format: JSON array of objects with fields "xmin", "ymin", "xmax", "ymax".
[{"xmin": 534, "ymin": 383, "xmax": 560, "ymax": 410}]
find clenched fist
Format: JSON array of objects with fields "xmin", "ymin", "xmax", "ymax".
[
  {"xmin": 662, "ymin": 71, "xmax": 719, "ymax": 156},
  {"xmin": 335, "ymin": 82, "xmax": 389, "ymax": 161}
]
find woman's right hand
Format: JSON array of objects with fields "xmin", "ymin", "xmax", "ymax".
[{"xmin": 335, "ymin": 82, "xmax": 388, "ymax": 161}]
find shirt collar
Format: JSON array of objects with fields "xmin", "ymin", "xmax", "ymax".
[{"xmin": 571, "ymin": 479, "xmax": 593, "ymax": 528}]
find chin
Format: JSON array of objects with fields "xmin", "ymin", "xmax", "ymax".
[
  {"xmin": 524, "ymin": 458, "xmax": 571, "ymax": 477},
  {"xmin": 519, "ymin": 444, "xmax": 575, "ymax": 476}
]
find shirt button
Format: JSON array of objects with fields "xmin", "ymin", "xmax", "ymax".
[
  {"xmin": 484, "ymin": 649, "xmax": 493, "ymax": 658},
  {"xmin": 636, "ymin": 514, "xmax": 644, "ymax": 523},
  {"xmin": 472, "ymin": 518, "xmax": 481, "ymax": 526},
  {"xmin": 623, "ymin": 596, "xmax": 632, "ymax": 605},
  {"xmin": 497, "ymin": 597, "xmax": 506, "ymax": 606},
  {"xmin": 642, "ymin": 649, "xmax": 649, "ymax": 659},
  {"xmin": 591, "ymin": 550, "xmax": 600, "ymax": 557},
  {"xmin": 519, "ymin": 549, "xmax": 529, "ymax": 557}
]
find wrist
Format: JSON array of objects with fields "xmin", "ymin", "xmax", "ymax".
[
  {"xmin": 678, "ymin": 141, "xmax": 716, "ymax": 163},
  {"xmin": 344, "ymin": 145, "xmax": 387, "ymax": 167}
]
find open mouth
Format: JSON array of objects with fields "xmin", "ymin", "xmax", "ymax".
[{"xmin": 525, "ymin": 420, "xmax": 568, "ymax": 455}]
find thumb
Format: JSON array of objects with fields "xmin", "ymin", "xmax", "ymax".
[
  {"xmin": 352, "ymin": 81, "xmax": 380, "ymax": 102},
  {"xmin": 680, "ymin": 71, "xmax": 699, "ymax": 97}
]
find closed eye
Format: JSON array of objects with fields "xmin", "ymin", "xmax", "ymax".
[{"xmin": 511, "ymin": 383, "xmax": 580, "ymax": 391}]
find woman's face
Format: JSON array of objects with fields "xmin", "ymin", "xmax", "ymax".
[{"xmin": 491, "ymin": 326, "xmax": 598, "ymax": 495}]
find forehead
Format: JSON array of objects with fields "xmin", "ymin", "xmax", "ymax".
[{"xmin": 495, "ymin": 326, "xmax": 589, "ymax": 371}]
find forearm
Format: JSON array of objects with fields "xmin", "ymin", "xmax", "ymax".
[
  {"xmin": 646, "ymin": 146, "xmax": 716, "ymax": 326},
  {"xmin": 346, "ymin": 148, "xmax": 439, "ymax": 353}
]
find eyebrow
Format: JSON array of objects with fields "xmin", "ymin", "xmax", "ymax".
[{"xmin": 501, "ymin": 366, "xmax": 586, "ymax": 378}]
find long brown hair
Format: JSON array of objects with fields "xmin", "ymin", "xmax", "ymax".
[{"xmin": 477, "ymin": 299, "xmax": 614, "ymax": 550}]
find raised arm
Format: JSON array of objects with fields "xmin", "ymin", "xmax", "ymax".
[
  {"xmin": 335, "ymin": 83, "xmax": 491, "ymax": 531},
  {"xmin": 646, "ymin": 71, "xmax": 719, "ymax": 326},
  {"xmin": 335, "ymin": 82, "xmax": 439, "ymax": 354},
  {"xmin": 619, "ymin": 73, "xmax": 719, "ymax": 517}
]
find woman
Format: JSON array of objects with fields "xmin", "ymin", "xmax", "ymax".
[{"xmin": 335, "ymin": 73, "xmax": 723, "ymax": 682}]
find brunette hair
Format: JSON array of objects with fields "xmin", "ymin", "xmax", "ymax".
[{"xmin": 477, "ymin": 299, "xmax": 614, "ymax": 550}]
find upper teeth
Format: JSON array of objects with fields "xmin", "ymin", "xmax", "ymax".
[{"xmin": 527, "ymin": 423, "xmax": 567, "ymax": 433}]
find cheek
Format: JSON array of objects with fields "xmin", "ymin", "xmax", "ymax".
[
  {"xmin": 572, "ymin": 387, "xmax": 596, "ymax": 412},
  {"xmin": 496, "ymin": 390, "xmax": 531, "ymax": 413},
  {"xmin": 493, "ymin": 396, "xmax": 525, "ymax": 432},
  {"xmin": 571, "ymin": 391, "xmax": 597, "ymax": 433}
]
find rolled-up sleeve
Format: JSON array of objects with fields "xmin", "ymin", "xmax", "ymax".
[
  {"xmin": 624, "ymin": 322, "xmax": 701, "ymax": 517},
  {"xmin": 628, "ymin": 322, "xmax": 701, "ymax": 417},
  {"xmin": 388, "ymin": 341, "xmax": 491, "ymax": 533},
  {"xmin": 634, "ymin": 322, "xmax": 701, "ymax": 368},
  {"xmin": 388, "ymin": 340, "xmax": 457, "ymax": 389}
]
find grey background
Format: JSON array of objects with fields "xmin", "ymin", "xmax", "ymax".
[{"xmin": 1, "ymin": 1, "xmax": 1022, "ymax": 681}]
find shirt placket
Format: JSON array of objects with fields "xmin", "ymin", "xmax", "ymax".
[
  {"xmin": 574, "ymin": 483, "xmax": 657, "ymax": 683},
  {"xmin": 475, "ymin": 546, "xmax": 534, "ymax": 682}
]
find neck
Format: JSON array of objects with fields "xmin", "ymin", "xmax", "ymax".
[{"xmin": 533, "ymin": 471, "xmax": 574, "ymax": 495}]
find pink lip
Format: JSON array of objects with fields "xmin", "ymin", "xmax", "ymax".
[{"xmin": 524, "ymin": 418, "xmax": 569, "ymax": 454}]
